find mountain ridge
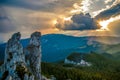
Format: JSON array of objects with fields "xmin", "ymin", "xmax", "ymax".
[{"xmin": 0, "ymin": 34, "xmax": 120, "ymax": 62}]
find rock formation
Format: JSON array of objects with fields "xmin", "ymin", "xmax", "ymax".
[
  {"xmin": 25, "ymin": 32, "xmax": 41, "ymax": 80},
  {"xmin": 3, "ymin": 32, "xmax": 26, "ymax": 80},
  {"xmin": 64, "ymin": 58, "xmax": 91, "ymax": 67},
  {"xmin": 1, "ymin": 32, "xmax": 41, "ymax": 80}
]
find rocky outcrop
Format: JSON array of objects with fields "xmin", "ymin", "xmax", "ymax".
[
  {"xmin": 3, "ymin": 32, "xmax": 26, "ymax": 80},
  {"xmin": 64, "ymin": 58, "xmax": 91, "ymax": 67},
  {"xmin": 1, "ymin": 32, "xmax": 41, "ymax": 80},
  {"xmin": 25, "ymin": 32, "xmax": 41, "ymax": 80}
]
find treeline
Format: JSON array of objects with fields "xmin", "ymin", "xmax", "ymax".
[{"xmin": 41, "ymin": 62, "xmax": 120, "ymax": 80}]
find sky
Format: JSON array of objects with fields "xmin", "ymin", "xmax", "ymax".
[{"xmin": 0, "ymin": 0, "xmax": 120, "ymax": 42}]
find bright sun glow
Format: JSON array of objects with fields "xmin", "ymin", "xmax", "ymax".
[
  {"xmin": 99, "ymin": 21, "xmax": 109, "ymax": 30},
  {"xmin": 52, "ymin": 16, "xmax": 71, "ymax": 25},
  {"xmin": 52, "ymin": 20, "xmax": 58, "ymax": 25},
  {"xmin": 99, "ymin": 15, "xmax": 120, "ymax": 31},
  {"xmin": 64, "ymin": 16, "xmax": 72, "ymax": 21}
]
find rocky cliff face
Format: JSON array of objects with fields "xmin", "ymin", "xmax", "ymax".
[{"xmin": 1, "ymin": 32, "xmax": 41, "ymax": 80}]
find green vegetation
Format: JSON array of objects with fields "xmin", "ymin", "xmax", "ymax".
[
  {"xmin": 16, "ymin": 65, "xmax": 27, "ymax": 80},
  {"xmin": 41, "ymin": 52, "xmax": 120, "ymax": 80},
  {"xmin": 42, "ymin": 62, "xmax": 120, "ymax": 80}
]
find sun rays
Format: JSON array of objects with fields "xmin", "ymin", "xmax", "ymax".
[{"xmin": 98, "ymin": 15, "xmax": 120, "ymax": 31}]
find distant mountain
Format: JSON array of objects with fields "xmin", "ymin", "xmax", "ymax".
[
  {"xmin": 105, "ymin": 44, "xmax": 120, "ymax": 54},
  {"xmin": 66, "ymin": 52, "xmax": 114, "ymax": 65},
  {"xmin": 41, "ymin": 34, "xmax": 120, "ymax": 62},
  {"xmin": 0, "ymin": 34, "xmax": 120, "ymax": 62},
  {"xmin": 41, "ymin": 34, "xmax": 103, "ymax": 62}
]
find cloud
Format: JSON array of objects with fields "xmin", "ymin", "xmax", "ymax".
[
  {"xmin": 92, "ymin": 0, "xmax": 120, "ymax": 36},
  {"xmin": 108, "ymin": 20, "xmax": 120, "ymax": 35},
  {"xmin": 0, "ymin": 0, "xmax": 55, "ymax": 11},
  {"xmin": 0, "ymin": 0, "xmax": 82, "ymax": 14},
  {"xmin": 90, "ymin": 0, "xmax": 115, "ymax": 17},
  {"xmin": 70, "ymin": 0, "xmax": 93, "ymax": 14},
  {"xmin": 95, "ymin": 2, "xmax": 120, "ymax": 20},
  {"xmin": 56, "ymin": 13, "xmax": 99, "ymax": 30},
  {"xmin": 0, "ymin": 0, "xmax": 83, "ymax": 33},
  {"xmin": 3, "ymin": 7, "xmax": 58, "ymax": 32},
  {"xmin": 0, "ymin": 7, "xmax": 16, "ymax": 33},
  {"xmin": 55, "ymin": 0, "xmax": 120, "ymax": 31},
  {"xmin": 105, "ymin": 0, "xmax": 113, "ymax": 4}
]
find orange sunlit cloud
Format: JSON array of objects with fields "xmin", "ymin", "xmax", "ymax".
[
  {"xmin": 39, "ymin": 28, "xmax": 59, "ymax": 35},
  {"xmin": 64, "ymin": 16, "xmax": 72, "ymax": 21},
  {"xmin": 99, "ymin": 15, "xmax": 120, "ymax": 31},
  {"xmin": 52, "ymin": 19, "xmax": 58, "ymax": 25},
  {"xmin": 70, "ymin": 0, "xmax": 92, "ymax": 14}
]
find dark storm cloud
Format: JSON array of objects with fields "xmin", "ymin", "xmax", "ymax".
[
  {"xmin": 0, "ymin": 7, "xmax": 16, "ymax": 33},
  {"xmin": 56, "ymin": 13, "xmax": 99, "ymax": 30},
  {"xmin": 95, "ymin": 3, "xmax": 120, "ymax": 20}
]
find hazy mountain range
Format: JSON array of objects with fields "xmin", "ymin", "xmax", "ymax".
[{"xmin": 0, "ymin": 34, "xmax": 120, "ymax": 62}]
